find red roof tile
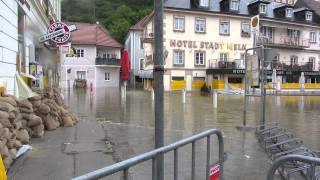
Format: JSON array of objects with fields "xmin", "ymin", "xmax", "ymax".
[{"xmin": 67, "ymin": 22, "xmax": 122, "ymax": 48}]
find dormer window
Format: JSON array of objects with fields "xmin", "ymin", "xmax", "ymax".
[
  {"xmin": 230, "ymin": 0, "xmax": 239, "ymax": 11},
  {"xmin": 199, "ymin": 0, "xmax": 209, "ymax": 7},
  {"xmin": 259, "ymin": 4, "xmax": 267, "ymax": 14},
  {"xmin": 306, "ymin": 11, "xmax": 312, "ymax": 21},
  {"xmin": 286, "ymin": 8, "xmax": 293, "ymax": 18}
]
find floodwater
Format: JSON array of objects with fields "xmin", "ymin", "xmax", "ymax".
[{"xmin": 64, "ymin": 88, "xmax": 320, "ymax": 180}]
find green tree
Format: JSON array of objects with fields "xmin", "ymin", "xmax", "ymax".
[{"xmin": 61, "ymin": 0, "xmax": 152, "ymax": 43}]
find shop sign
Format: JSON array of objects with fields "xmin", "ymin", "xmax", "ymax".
[
  {"xmin": 170, "ymin": 40, "xmax": 247, "ymax": 51},
  {"xmin": 39, "ymin": 23, "xmax": 77, "ymax": 44}
]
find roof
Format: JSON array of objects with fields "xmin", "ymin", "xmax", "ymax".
[
  {"xmin": 163, "ymin": 0, "xmax": 320, "ymax": 24},
  {"xmin": 295, "ymin": 0, "xmax": 320, "ymax": 16},
  {"xmin": 67, "ymin": 22, "xmax": 122, "ymax": 48},
  {"xmin": 129, "ymin": 12, "xmax": 154, "ymax": 31}
]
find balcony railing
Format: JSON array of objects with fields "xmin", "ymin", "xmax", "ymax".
[
  {"xmin": 95, "ymin": 58, "xmax": 121, "ymax": 66},
  {"xmin": 209, "ymin": 59, "xmax": 245, "ymax": 69},
  {"xmin": 257, "ymin": 36, "xmax": 310, "ymax": 49},
  {"xmin": 270, "ymin": 62, "xmax": 315, "ymax": 71}
]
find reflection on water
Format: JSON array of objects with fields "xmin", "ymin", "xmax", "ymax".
[{"xmin": 64, "ymin": 88, "xmax": 320, "ymax": 150}]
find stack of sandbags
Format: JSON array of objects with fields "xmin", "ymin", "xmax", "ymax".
[
  {"xmin": 19, "ymin": 99, "xmax": 44, "ymax": 138},
  {"xmin": 0, "ymin": 96, "xmax": 29, "ymax": 169}
]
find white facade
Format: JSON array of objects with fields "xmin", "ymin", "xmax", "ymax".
[
  {"xmin": 60, "ymin": 45, "xmax": 121, "ymax": 88},
  {"xmin": 143, "ymin": 4, "xmax": 320, "ymax": 91},
  {"xmin": 0, "ymin": 0, "xmax": 61, "ymax": 94},
  {"xmin": 0, "ymin": 0, "xmax": 18, "ymax": 94}
]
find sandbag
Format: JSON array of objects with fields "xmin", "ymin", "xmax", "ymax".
[
  {"xmin": 43, "ymin": 115, "xmax": 58, "ymax": 130},
  {"xmin": 39, "ymin": 104, "xmax": 50, "ymax": 114},
  {"xmin": 19, "ymin": 99, "xmax": 33, "ymax": 109},
  {"xmin": 16, "ymin": 129, "xmax": 29, "ymax": 144},
  {"xmin": 28, "ymin": 96, "xmax": 41, "ymax": 101},
  {"xmin": 20, "ymin": 107, "xmax": 33, "ymax": 113},
  {"xmin": 27, "ymin": 115, "xmax": 42, "ymax": 127},
  {"xmin": 8, "ymin": 112, "xmax": 16, "ymax": 120},
  {"xmin": 30, "ymin": 100, "xmax": 41, "ymax": 108},
  {"xmin": 0, "ymin": 111, "xmax": 9, "ymax": 120},
  {"xmin": 0, "ymin": 141, "xmax": 4, "ymax": 150},
  {"xmin": 0, "ymin": 119, "xmax": 11, "ymax": 128},
  {"xmin": 0, "ymin": 128, "xmax": 10, "ymax": 140},
  {"xmin": 21, "ymin": 119, "xmax": 27, "ymax": 128},
  {"xmin": 0, "ymin": 96, "xmax": 17, "ymax": 107},
  {"xmin": 14, "ymin": 140, "xmax": 22, "ymax": 149},
  {"xmin": 0, "ymin": 146, "xmax": 9, "ymax": 158},
  {"xmin": 0, "ymin": 102, "xmax": 10, "ymax": 112},
  {"xmin": 8, "ymin": 149, "xmax": 16, "ymax": 159},
  {"xmin": 32, "ymin": 124, "xmax": 44, "ymax": 138},
  {"xmin": 62, "ymin": 115, "xmax": 74, "ymax": 127},
  {"xmin": 6, "ymin": 139, "xmax": 15, "ymax": 149}
]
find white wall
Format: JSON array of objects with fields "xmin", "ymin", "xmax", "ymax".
[
  {"xmin": 95, "ymin": 67, "xmax": 120, "ymax": 87},
  {"xmin": 0, "ymin": 0, "xmax": 18, "ymax": 94}
]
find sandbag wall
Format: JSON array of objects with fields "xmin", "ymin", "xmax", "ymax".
[{"xmin": 0, "ymin": 88, "xmax": 78, "ymax": 169}]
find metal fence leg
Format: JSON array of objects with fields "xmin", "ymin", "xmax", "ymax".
[
  {"xmin": 174, "ymin": 149, "xmax": 178, "ymax": 180},
  {"xmin": 123, "ymin": 168, "xmax": 129, "ymax": 180},
  {"xmin": 152, "ymin": 157, "xmax": 156, "ymax": 180},
  {"xmin": 191, "ymin": 142, "xmax": 196, "ymax": 180},
  {"xmin": 206, "ymin": 136, "xmax": 211, "ymax": 180}
]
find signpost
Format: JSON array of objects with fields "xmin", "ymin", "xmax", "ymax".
[{"xmin": 39, "ymin": 22, "xmax": 77, "ymax": 44}]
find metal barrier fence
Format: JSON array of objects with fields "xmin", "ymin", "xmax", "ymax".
[
  {"xmin": 266, "ymin": 155, "xmax": 320, "ymax": 180},
  {"xmin": 71, "ymin": 129, "xmax": 224, "ymax": 180}
]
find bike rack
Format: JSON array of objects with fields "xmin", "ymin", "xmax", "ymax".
[
  {"xmin": 266, "ymin": 155, "xmax": 320, "ymax": 180},
  {"xmin": 71, "ymin": 129, "xmax": 224, "ymax": 180}
]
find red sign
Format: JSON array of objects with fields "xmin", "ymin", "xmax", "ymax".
[{"xmin": 210, "ymin": 163, "xmax": 220, "ymax": 180}]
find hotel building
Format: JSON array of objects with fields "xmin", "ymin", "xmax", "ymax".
[{"xmin": 141, "ymin": 0, "xmax": 320, "ymax": 91}]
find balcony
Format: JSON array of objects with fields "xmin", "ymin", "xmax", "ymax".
[
  {"xmin": 95, "ymin": 58, "xmax": 121, "ymax": 66},
  {"xmin": 142, "ymin": 31, "xmax": 154, "ymax": 44},
  {"xmin": 209, "ymin": 59, "xmax": 245, "ymax": 69},
  {"xmin": 257, "ymin": 36, "xmax": 310, "ymax": 49},
  {"xmin": 270, "ymin": 62, "xmax": 314, "ymax": 71}
]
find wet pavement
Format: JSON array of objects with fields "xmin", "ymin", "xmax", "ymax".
[{"xmin": 8, "ymin": 88, "xmax": 320, "ymax": 180}]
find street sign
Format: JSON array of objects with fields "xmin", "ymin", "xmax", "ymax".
[
  {"xmin": 209, "ymin": 163, "xmax": 220, "ymax": 180},
  {"xmin": 39, "ymin": 22, "xmax": 77, "ymax": 44},
  {"xmin": 247, "ymin": 54, "xmax": 260, "ymax": 87},
  {"xmin": 251, "ymin": 15, "xmax": 260, "ymax": 34}
]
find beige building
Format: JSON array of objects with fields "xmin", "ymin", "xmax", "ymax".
[{"xmin": 142, "ymin": 0, "xmax": 320, "ymax": 91}]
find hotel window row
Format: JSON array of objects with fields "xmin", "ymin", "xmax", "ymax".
[
  {"xmin": 173, "ymin": 17, "xmax": 252, "ymax": 37},
  {"xmin": 173, "ymin": 50, "xmax": 239, "ymax": 66}
]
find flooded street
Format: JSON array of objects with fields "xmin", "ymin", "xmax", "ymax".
[{"xmin": 64, "ymin": 88, "xmax": 320, "ymax": 180}]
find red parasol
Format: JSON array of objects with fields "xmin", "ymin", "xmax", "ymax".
[{"xmin": 120, "ymin": 49, "xmax": 130, "ymax": 81}]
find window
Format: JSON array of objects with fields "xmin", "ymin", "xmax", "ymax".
[
  {"xmin": 219, "ymin": 53, "xmax": 228, "ymax": 62},
  {"xmin": 195, "ymin": 18, "xmax": 206, "ymax": 33},
  {"xmin": 259, "ymin": 4, "xmax": 267, "ymax": 14},
  {"xmin": 140, "ymin": 39, "xmax": 144, "ymax": 49},
  {"xmin": 260, "ymin": 26, "xmax": 273, "ymax": 38},
  {"xmin": 195, "ymin": 51, "xmax": 205, "ymax": 66},
  {"xmin": 173, "ymin": 50, "xmax": 184, "ymax": 65},
  {"xmin": 139, "ymin": 59, "xmax": 144, "ymax": 70},
  {"xmin": 310, "ymin": 32, "xmax": 317, "ymax": 43},
  {"xmin": 241, "ymin": 22, "xmax": 250, "ymax": 37},
  {"xmin": 219, "ymin": 21, "xmax": 230, "ymax": 35},
  {"xmin": 306, "ymin": 11, "xmax": 312, "ymax": 21},
  {"xmin": 105, "ymin": 72, "xmax": 110, "ymax": 81},
  {"xmin": 103, "ymin": 53, "xmax": 106, "ymax": 58},
  {"xmin": 286, "ymin": 8, "xmax": 293, "ymax": 18},
  {"xmin": 309, "ymin": 57, "xmax": 315, "ymax": 70},
  {"xmin": 290, "ymin": 56, "xmax": 298, "ymax": 65},
  {"xmin": 230, "ymin": 0, "xmax": 239, "ymax": 11},
  {"xmin": 173, "ymin": 16, "xmax": 185, "ymax": 32},
  {"xmin": 76, "ymin": 49, "xmax": 84, "ymax": 57},
  {"xmin": 199, "ymin": 0, "xmax": 209, "ymax": 7},
  {"xmin": 76, "ymin": 71, "xmax": 86, "ymax": 80}
]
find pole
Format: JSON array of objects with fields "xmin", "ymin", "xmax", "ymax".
[
  {"xmin": 259, "ymin": 47, "xmax": 266, "ymax": 130},
  {"xmin": 154, "ymin": 0, "xmax": 164, "ymax": 180},
  {"xmin": 243, "ymin": 50, "xmax": 248, "ymax": 127},
  {"xmin": 213, "ymin": 90, "xmax": 218, "ymax": 108}
]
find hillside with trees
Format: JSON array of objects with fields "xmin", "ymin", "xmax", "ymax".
[{"xmin": 61, "ymin": 0, "xmax": 153, "ymax": 43}]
